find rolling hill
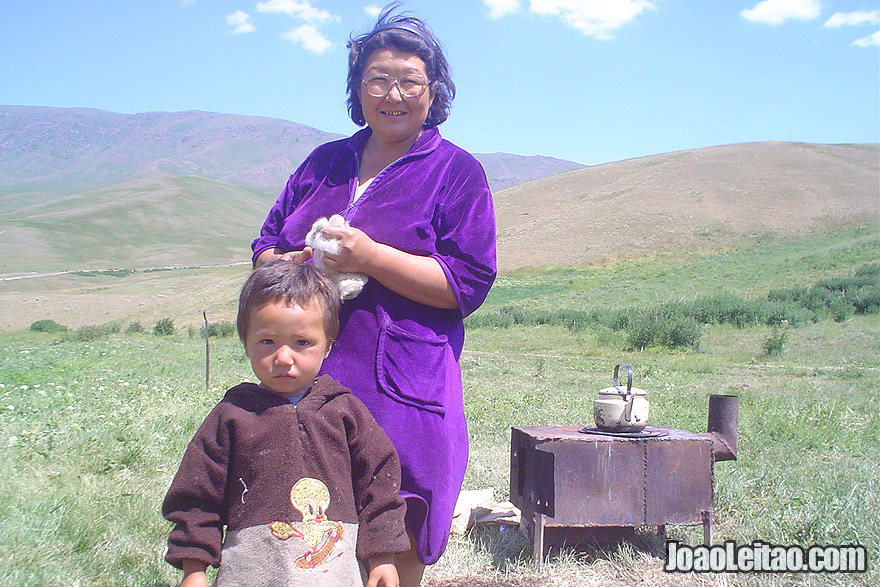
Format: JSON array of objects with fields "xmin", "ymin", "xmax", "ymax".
[
  {"xmin": 0, "ymin": 106, "xmax": 876, "ymax": 330},
  {"xmin": 494, "ymin": 142, "xmax": 878, "ymax": 271}
]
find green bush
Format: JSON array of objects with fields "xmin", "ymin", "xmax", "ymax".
[
  {"xmin": 153, "ymin": 318, "xmax": 175, "ymax": 336},
  {"xmin": 829, "ymin": 300, "xmax": 853, "ymax": 323},
  {"xmin": 29, "ymin": 319, "xmax": 67, "ymax": 333},
  {"xmin": 464, "ymin": 263, "xmax": 878, "ymax": 351},
  {"xmin": 756, "ymin": 299, "xmax": 815, "ymax": 327},
  {"xmin": 851, "ymin": 285, "xmax": 880, "ymax": 314},
  {"xmin": 58, "ymin": 323, "xmax": 120, "ymax": 342},
  {"xmin": 555, "ymin": 308, "xmax": 598, "ymax": 331},
  {"xmin": 763, "ymin": 327, "xmax": 787, "ymax": 356},
  {"xmin": 186, "ymin": 321, "xmax": 238, "ymax": 338},
  {"xmin": 70, "ymin": 325, "xmax": 105, "ymax": 342},
  {"xmin": 768, "ymin": 286, "xmax": 809, "ymax": 304},
  {"xmin": 626, "ymin": 309, "xmax": 701, "ymax": 351},
  {"xmin": 207, "ymin": 321, "xmax": 237, "ymax": 337},
  {"xmin": 125, "ymin": 321, "xmax": 144, "ymax": 333}
]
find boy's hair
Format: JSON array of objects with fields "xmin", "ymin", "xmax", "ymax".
[{"xmin": 237, "ymin": 260, "xmax": 341, "ymax": 343}]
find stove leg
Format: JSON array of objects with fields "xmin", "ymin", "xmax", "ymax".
[
  {"xmin": 702, "ymin": 510, "xmax": 712, "ymax": 545},
  {"xmin": 533, "ymin": 513, "xmax": 545, "ymax": 572}
]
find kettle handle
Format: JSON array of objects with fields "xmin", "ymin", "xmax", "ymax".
[
  {"xmin": 614, "ymin": 364, "xmax": 636, "ymax": 423},
  {"xmin": 612, "ymin": 363, "xmax": 632, "ymax": 393}
]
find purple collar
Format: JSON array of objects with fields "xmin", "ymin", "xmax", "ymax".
[{"xmin": 346, "ymin": 126, "xmax": 443, "ymax": 161}]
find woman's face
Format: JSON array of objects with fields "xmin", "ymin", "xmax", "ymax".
[{"xmin": 357, "ymin": 47, "xmax": 434, "ymax": 148}]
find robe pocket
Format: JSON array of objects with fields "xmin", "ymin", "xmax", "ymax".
[{"xmin": 376, "ymin": 320, "xmax": 449, "ymax": 414}]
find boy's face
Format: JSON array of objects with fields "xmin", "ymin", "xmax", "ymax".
[{"xmin": 244, "ymin": 300, "xmax": 333, "ymax": 397}]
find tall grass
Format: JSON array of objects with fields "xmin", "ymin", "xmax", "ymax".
[
  {"xmin": 0, "ymin": 229, "xmax": 877, "ymax": 586},
  {"xmin": 466, "ymin": 263, "xmax": 879, "ymax": 351}
]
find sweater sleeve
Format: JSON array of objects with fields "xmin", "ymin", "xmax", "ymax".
[
  {"xmin": 346, "ymin": 399, "xmax": 411, "ymax": 560},
  {"xmin": 161, "ymin": 405, "xmax": 232, "ymax": 569}
]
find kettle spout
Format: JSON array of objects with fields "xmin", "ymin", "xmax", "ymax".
[{"xmin": 701, "ymin": 394, "xmax": 738, "ymax": 462}]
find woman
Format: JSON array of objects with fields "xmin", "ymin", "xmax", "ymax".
[{"xmin": 251, "ymin": 8, "xmax": 496, "ymax": 585}]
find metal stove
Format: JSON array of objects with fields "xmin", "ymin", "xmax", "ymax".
[{"xmin": 510, "ymin": 394, "xmax": 738, "ymax": 566}]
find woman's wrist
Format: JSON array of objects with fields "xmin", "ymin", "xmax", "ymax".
[{"xmin": 254, "ymin": 248, "xmax": 281, "ymax": 267}]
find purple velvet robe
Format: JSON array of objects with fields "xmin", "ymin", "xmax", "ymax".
[{"xmin": 252, "ymin": 127, "xmax": 496, "ymax": 564}]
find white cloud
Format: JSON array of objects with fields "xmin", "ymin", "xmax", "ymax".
[
  {"xmin": 483, "ymin": 0, "xmax": 521, "ymax": 19},
  {"xmin": 256, "ymin": 0, "xmax": 340, "ymax": 24},
  {"xmin": 282, "ymin": 23, "xmax": 334, "ymax": 53},
  {"xmin": 740, "ymin": 0, "xmax": 821, "ymax": 25},
  {"xmin": 364, "ymin": 4, "xmax": 382, "ymax": 18},
  {"xmin": 226, "ymin": 10, "xmax": 256, "ymax": 34},
  {"xmin": 527, "ymin": 0, "xmax": 656, "ymax": 40},
  {"xmin": 852, "ymin": 30, "xmax": 880, "ymax": 47},
  {"xmin": 824, "ymin": 10, "xmax": 879, "ymax": 28}
]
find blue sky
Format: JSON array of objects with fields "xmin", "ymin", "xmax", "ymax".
[{"xmin": 2, "ymin": 0, "xmax": 878, "ymax": 165}]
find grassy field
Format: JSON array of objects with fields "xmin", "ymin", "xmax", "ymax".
[{"xmin": 0, "ymin": 228, "xmax": 877, "ymax": 586}]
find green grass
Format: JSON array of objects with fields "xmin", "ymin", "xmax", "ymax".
[
  {"xmin": 482, "ymin": 226, "xmax": 879, "ymax": 312},
  {"xmin": 0, "ymin": 229, "xmax": 878, "ymax": 586}
]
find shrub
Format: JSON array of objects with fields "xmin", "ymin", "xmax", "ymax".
[
  {"xmin": 626, "ymin": 309, "xmax": 701, "ymax": 351},
  {"xmin": 464, "ymin": 264, "xmax": 877, "ymax": 351},
  {"xmin": 125, "ymin": 321, "xmax": 144, "ymax": 333},
  {"xmin": 851, "ymin": 285, "xmax": 880, "ymax": 314},
  {"xmin": 556, "ymin": 309, "xmax": 597, "ymax": 331},
  {"xmin": 854, "ymin": 262, "xmax": 880, "ymax": 281},
  {"xmin": 663, "ymin": 313, "xmax": 702, "ymax": 349},
  {"xmin": 207, "ymin": 321, "xmax": 237, "ymax": 337},
  {"xmin": 465, "ymin": 310, "xmax": 514, "ymax": 329},
  {"xmin": 30, "ymin": 319, "xmax": 67, "ymax": 333},
  {"xmin": 763, "ymin": 327, "xmax": 787, "ymax": 356},
  {"xmin": 59, "ymin": 323, "xmax": 119, "ymax": 342},
  {"xmin": 71, "ymin": 325, "xmax": 105, "ymax": 341},
  {"xmin": 687, "ymin": 294, "xmax": 754, "ymax": 326},
  {"xmin": 768, "ymin": 286, "xmax": 808, "ymax": 305},
  {"xmin": 153, "ymin": 318, "xmax": 175, "ymax": 336},
  {"xmin": 760, "ymin": 300, "xmax": 816, "ymax": 327},
  {"xmin": 187, "ymin": 321, "xmax": 238, "ymax": 338},
  {"xmin": 829, "ymin": 300, "xmax": 853, "ymax": 323}
]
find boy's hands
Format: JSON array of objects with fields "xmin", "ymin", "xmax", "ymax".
[
  {"xmin": 180, "ymin": 560, "xmax": 209, "ymax": 587},
  {"xmin": 366, "ymin": 553, "xmax": 399, "ymax": 587}
]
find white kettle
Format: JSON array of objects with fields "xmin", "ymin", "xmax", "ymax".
[{"xmin": 593, "ymin": 363, "xmax": 649, "ymax": 432}]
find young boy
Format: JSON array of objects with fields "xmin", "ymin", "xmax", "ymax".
[{"xmin": 162, "ymin": 260, "xmax": 409, "ymax": 587}]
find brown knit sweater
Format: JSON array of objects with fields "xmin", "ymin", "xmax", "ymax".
[{"xmin": 162, "ymin": 375, "xmax": 409, "ymax": 585}]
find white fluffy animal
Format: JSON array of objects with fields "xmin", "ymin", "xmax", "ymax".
[{"xmin": 305, "ymin": 215, "xmax": 369, "ymax": 300}]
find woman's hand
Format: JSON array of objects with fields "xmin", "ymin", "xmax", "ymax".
[
  {"xmin": 318, "ymin": 225, "xmax": 379, "ymax": 273},
  {"xmin": 320, "ymin": 225, "xmax": 458, "ymax": 310},
  {"xmin": 254, "ymin": 247, "xmax": 313, "ymax": 268}
]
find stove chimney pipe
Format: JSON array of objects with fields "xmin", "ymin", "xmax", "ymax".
[{"xmin": 703, "ymin": 394, "xmax": 738, "ymax": 462}]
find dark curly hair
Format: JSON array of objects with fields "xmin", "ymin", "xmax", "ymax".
[{"xmin": 346, "ymin": 5, "xmax": 455, "ymax": 129}]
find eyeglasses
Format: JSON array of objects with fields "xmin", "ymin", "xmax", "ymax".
[{"xmin": 361, "ymin": 73, "xmax": 430, "ymax": 98}]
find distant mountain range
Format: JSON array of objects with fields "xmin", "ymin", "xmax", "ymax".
[
  {"xmin": 0, "ymin": 105, "xmax": 582, "ymax": 206},
  {"xmin": 0, "ymin": 105, "xmax": 582, "ymax": 274},
  {"xmin": 0, "ymin": 105, "xmax": 876, "ymax": 278}
]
